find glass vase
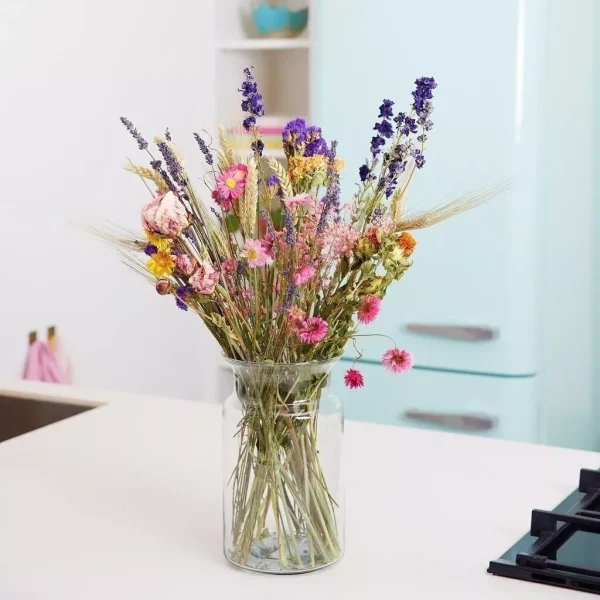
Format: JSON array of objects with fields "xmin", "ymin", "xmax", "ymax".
[{"xmin": 222, "ymin": 358, "xmax": 344, "ymax": 574}]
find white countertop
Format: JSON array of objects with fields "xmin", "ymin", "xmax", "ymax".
[{"xmin": 0, "ymin": 380, "xmax": 598, "ymax": 599}]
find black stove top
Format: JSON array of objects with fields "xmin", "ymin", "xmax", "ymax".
[{"xmin": 489, "ymin": 469, "xmax": 600, "ymax": 595}]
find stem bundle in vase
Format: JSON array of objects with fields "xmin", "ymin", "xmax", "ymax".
[{"xmin": 95, "ymin": 67, "xmax": 497, "ymax": 573}]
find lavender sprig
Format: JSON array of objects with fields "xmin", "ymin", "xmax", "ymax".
[
  {"xmin": 120, "ymin": 117, "xmax": 148, "ymax": 150},
  {"xmin": 193, "ymin": 133, "xmax": 214, "ymax": 166},
  {"xmin": 240, "ymin": 66, "xmax": 264, "ymax": 131},
  {"xmin": 282, "ymin": 206, "xmax": 295, "ymax": 245},
  {"xmin": 157, "ymin": 140, "xmax": 184, "ymax": 186},
  {"xmin": 150, "ymin": 159, "xmax": 176, "ymax": 193}
]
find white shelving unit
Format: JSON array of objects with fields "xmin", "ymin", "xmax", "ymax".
[{"xmin": 214, "ymin": 0, "xmax": 312, "ymax": 160}]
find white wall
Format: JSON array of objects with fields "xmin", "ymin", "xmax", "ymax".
[{"xmin": 0, "ymin": 0, "xmax": 222, "ymax": 400}]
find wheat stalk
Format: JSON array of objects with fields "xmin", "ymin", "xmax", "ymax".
[
  {"xmin": 241, "ymin": 156, "xmax": 258, "ymax": 238},
  {"xmin": 219, "ymin": 125, "xmax": 236, "ymax": 168},
  {"xmin": 124, "ymin": 164, "xmax": 168, "ymax": 193},
  {"xmin": 267, "ymin": 158, "xmax": 294, "ymax": 198},
  {"xmin": 395, "ymin": 182, "xmax": 510, "ymax": 231}
]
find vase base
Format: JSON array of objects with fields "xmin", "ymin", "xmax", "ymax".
[{"xmin": 225, "ymin": 532, "xmax": 343, "ymax": 574}]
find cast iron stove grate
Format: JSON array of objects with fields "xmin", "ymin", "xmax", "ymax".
[{"xmin": 489, "ymin": 468, "xmax": 600, "ymax": 594}]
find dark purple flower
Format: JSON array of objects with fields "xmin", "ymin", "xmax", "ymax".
[
  {"xmin": 394, "ymin": 112, "xmax": 406, "ymax": 129},
  {"xmin": 317, "ymin": 141, "xmax": 341, "ymax": 233},
  {"xmin": 359, "ymin": 164, "xmax": 370, "ymax": 182},
  {"xmin": 282, "ymin": 118, "xmax": 307, "ymax": 144},
  {"xmin": 242, "ymin": 116, "xmax": 256, "ymax": 130},
  {"xmin": 193, "ymin": 133, "xmax": 214, "ymax": 166},
  {"xmin": 266, "ymin": 174, "xmax": 279, "ymax": 187},
  {"xmin": 165, "ymin": 127, "xmax": 172, "ymax": 142},
  {"xmin": 413, "ymin": 149, "xmax": 426, "ymax": 169},
  {"xmin": 251, "ymin": 139, "xmax": 264, "ymax": 156},
  {"xmin": 176, "ymin": 285, "xmax": 194, "ymax": 299},
  {"xmin": 374, "ymin": 119, "xmax": 394, "ymax": 139},
  {"xmin": 304, "ymin": 137, "xmax": 329, "ymax": 157},
  {"xmin": 371, "ymin": 205, "xmax": 386, "ymax": 223},
  {"xmin": 370, "ymin": 135, "xmax": 386, "ymax": 156},
  {"xmin": 120, "ymin": 117, "xmax": 148, "ymax": 150},
  {"xmin": 175, "ymin": 298, "xmax": 188, "ymax": 311},
  {"xmin": 239, "ymin": 67, "xmax": 264, "ymax": 130},
  {"xmin": 259, "ymin": 209, "xmax": 275, "ymax": 235},
  {"xmin": 281, "ymin": 282, "xmax": 297, "ymax": 312},
  {"xmin": 412, "ymin": 76, "xmax": 437, "ymax": 114},
  {"xmin": 401, "ymin": 117, "xmax": 418, "ymax": 136},
  {"xmin": 157, "ymin": 141, "xmax": 184, "ymax": 186},
  {"xmin": 144, "ymin": 243, "xmax": 158, "ymax": 256},
  {"xmin": 149, "ymin": 159, "xmax": 176, "ymax": 193},
  {"xmin": 378, "ymin": 99, "xmax": 394, "ymax": 119},
  {"xmin": 306, "ymin": 125, "xmax": 322, "ymax": 142}
]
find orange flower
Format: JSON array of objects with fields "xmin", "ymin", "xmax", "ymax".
[{"xmin": 398, "ymin": 232, "xmax": 417, "ymax": 256}]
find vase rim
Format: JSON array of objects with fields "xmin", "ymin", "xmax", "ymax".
[{"xmin": 222, "ymin": 355, "xmax": 341, "ymax": 369}]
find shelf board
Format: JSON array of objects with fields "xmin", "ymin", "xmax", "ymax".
[{"xmin": 217, "ymin": 38, "xmax": 310, "ymax": 51}]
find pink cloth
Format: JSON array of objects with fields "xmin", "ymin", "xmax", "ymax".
[{"xmin": 22, "ymin": 341, "xmax": 70, "ymax": 384}]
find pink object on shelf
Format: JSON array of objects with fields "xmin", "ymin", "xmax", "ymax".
[{"xmin": 22, "ymin": 341, "xmax": 70, "ymax": 384}]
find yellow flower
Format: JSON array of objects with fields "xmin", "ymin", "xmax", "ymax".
[
  {"xmin": 288, "ymin": 155, "xmax": 327, "ymax": 182},
  {"xmin": 145, "ymin": 230, "xmax": 172, "ymax": 252},
  {"xmin": 147, "ymin": 251, "xmax": 175, "ymax": 277},
  {"xmin": 334, "ymin": 157, "xmax": 344, "ymax": 172}
]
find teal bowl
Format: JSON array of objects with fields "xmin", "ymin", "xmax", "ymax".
[{"xmin": 253, "ymin": 4, "xmax": 308, "ymax": 37}]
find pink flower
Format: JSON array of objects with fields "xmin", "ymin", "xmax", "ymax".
[
  {"xmin": 261, "ymin": 239, "xmax": 275, "ymax": 262},
  {"xmin": 293, "ymin": 264, "xmax": 316, "ymax": 286},
  {"xmin": 241, "ymin": 239, "xmax": 272, "ymax": 268},
  {"xmin": 287, "ymin": 306, "xmax": 306, "ymax": 330},
  {"xmin": 283, "ymin": 193, "xmax": 313, "ymax": 210},
  {"xmin": 141, "ymin": 191, "xmax": 188, "ymax": 237},
  {"xmin": 382, "ymin": 348, "xmax": 414, "ymax": 374},
  {"xmin": 297, "ymin": 317, "xmax": 328, "ymax": 344},
  {"xmin": 216, "ymin": 163, "xmax": 248, "ymax": 201},
  {"xmin": 221, "ymin": 258, "xmax": 235, "ymax": 273},
  {"xmin": 176, "ymin": 254, "xmax": 196, "ymax": 276},
  {"xmin": 357, "ymin": 295, "xmax": 382, "ymax": 325},
  {"xmin": 344, "ymin": 368, "xmax": 364, "ymax": 389},
  {"xmin": 212, "ymin": 189, "xmax": 232, "ymax": 211},
  {"xmin": 189, "ymin": 260, "xmax": 219, "ymax": 295}
]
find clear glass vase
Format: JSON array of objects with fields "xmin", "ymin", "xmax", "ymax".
[{"xmin": 222, "ymin": 358, "xmax": 344, "ymax": 574}]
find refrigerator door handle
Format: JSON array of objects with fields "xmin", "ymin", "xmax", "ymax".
[
  {"xmin": 406, "ymin": 323, "xmax": 498, "ymax": 341},
  {"xmin": 402, "ymin": 410, "xmax": 498, "ymax": 431}
]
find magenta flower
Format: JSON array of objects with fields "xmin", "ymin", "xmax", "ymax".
[
  {"xmin": 293, "ymin": 265, "xmax": 316, "ymax": 286},
  {"xmin": 216, "ymin": 164, "xmax": 248, "ymax": 201},
  {"xmin": 297, "ymin": 317, "xmax": 328, "ymax": 344},
  {"xmin": 382, "ymin": 348, "xmax": 414, "ymax": 373},
  {"xmin": 283, "ymin": 193, "xmax": 313, "ymax": 210},
  {"xmin": 357, "ymin": 295, "xmax": 382, "ymax": 325},
  {"xmin": 344, "ymin": 368, "xmax": 364, "ymax": 389},
  {"xmin": 189, "ymin": 261, "xmax": 219, "ymax": 295},
  {"xmin": 241, "ymin": 239, "xmax": 272, "ymax": 268}
]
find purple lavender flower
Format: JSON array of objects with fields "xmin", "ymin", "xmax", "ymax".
[
  {"xmin": 304, "ymin": 137, "xmax": 329, "ymax": 157},
  {"xmin": 281, "ymin": 282, "xmax": 296, "ymax": 312},
  {"xmin": 240, "ymin": 67, "xmax": 264, "ymax": 131},
  {"xmin": 251, "ymin": 139, "xmax": 264, "ymax": 156},
  {"xmin": 394, "ymin": 112, "xmax": 406, "ymax": 130},
  {"xmin": 150, "ymin": 159, "xmax": 176, "ymax": 193},
  {"xmin": 157, "ymin": 141, "xmax": 184, "ymax": 186},
  {"xmin": 371, "ymin": 205, "xmax": 386, "ymax": 223},
  {"xmin": 370, "ymin": 135, "xmax": 386, "ymax": 156},
  {"xmin": 266, "ymin": 174, "xmax": 279, "ymax": 187},
  {"xmin": 259, "ymin": 209, "xmax": 275, "ymax": 235},
  {"xmin": 210, "ymin": 207, "xmax": 223, "ymax": 222},
  {"xmin": 144, "ymin": 243, "xmax": 158, "ymax": 256},
  {"xmin": 282, "ymin": 206, "xmax": 295, "ymax": 245},
  {"xmin": 412, "ymin": 76, "xmax": 437, "ymax": 114},
  {"xmin": 176, "ymin": 285, "xmax": 194, "ymax": 300},
  {"xmin": 374, "ymin": 119, "xmax": 394, "ymax": 139},
  {"xmin": 120, "ymin": 117, "xmax": 148, "ymax": 150},
  {"xmin": 378, "ymin": 99, "xmax": 394, "ymax": 119},
  {"xmin": 413, "ymin": 149, "xmax": 426, "ymax": 169},
  {"xmin": 175, "ymin": 298, "xmax": 188, "ymax": 311},
  {"xmin": 306, "ymin": 125, "xmax": 322, "ymax": 142},
  {"xmin": 282, "ymin": 118, "xmax": 307, "ymax": 144},
  {"xmin": 165, "ymin": 128, "xmax": 172, "ymax": 142},
  {"xmin": 359, "ymin": 164, "xmax": 370, "ymax": 182},
  {"xmin": 317, "ymin": 141, "xmax": 341, "ymax": 233},
  {"xmin": 193, "ymin": 133, "xmax": 214, "ymax": 166},
  {"xmin": 401, "ymin": 117, "xmax": 418, "ymax": 136}
]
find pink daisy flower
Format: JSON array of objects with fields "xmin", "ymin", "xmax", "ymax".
[
  {"xmin": 293, "ymin": 264, "xmax": 316, "ymax": 286},
  {"xmin": 211, "ymin": 188, "xmax": 233, "ymax": 211},
  {"xmin": 216, "ymin": 163, "xmax": 248, "ymax": 201},
  {"xmin": 241, "ymin": 239, "xmax": 271, "ymax": 268},
  {"xmin": 357, "ymin": 295, "xmax": 382, "ymax": 325},
  {"xmin": 382, "ymin": 348, "xmax": 414, "ymax": 374},
  {"xmin": 344, "ymin": 368, "xmax": 364, "ymax": 389},
  {"xmin": 297, "ymin": 317, "xmax": 328, "ymax": 344},
  {"xmin": 283, "ymin": 193, "xmax": 313, "ymax": 210}
]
